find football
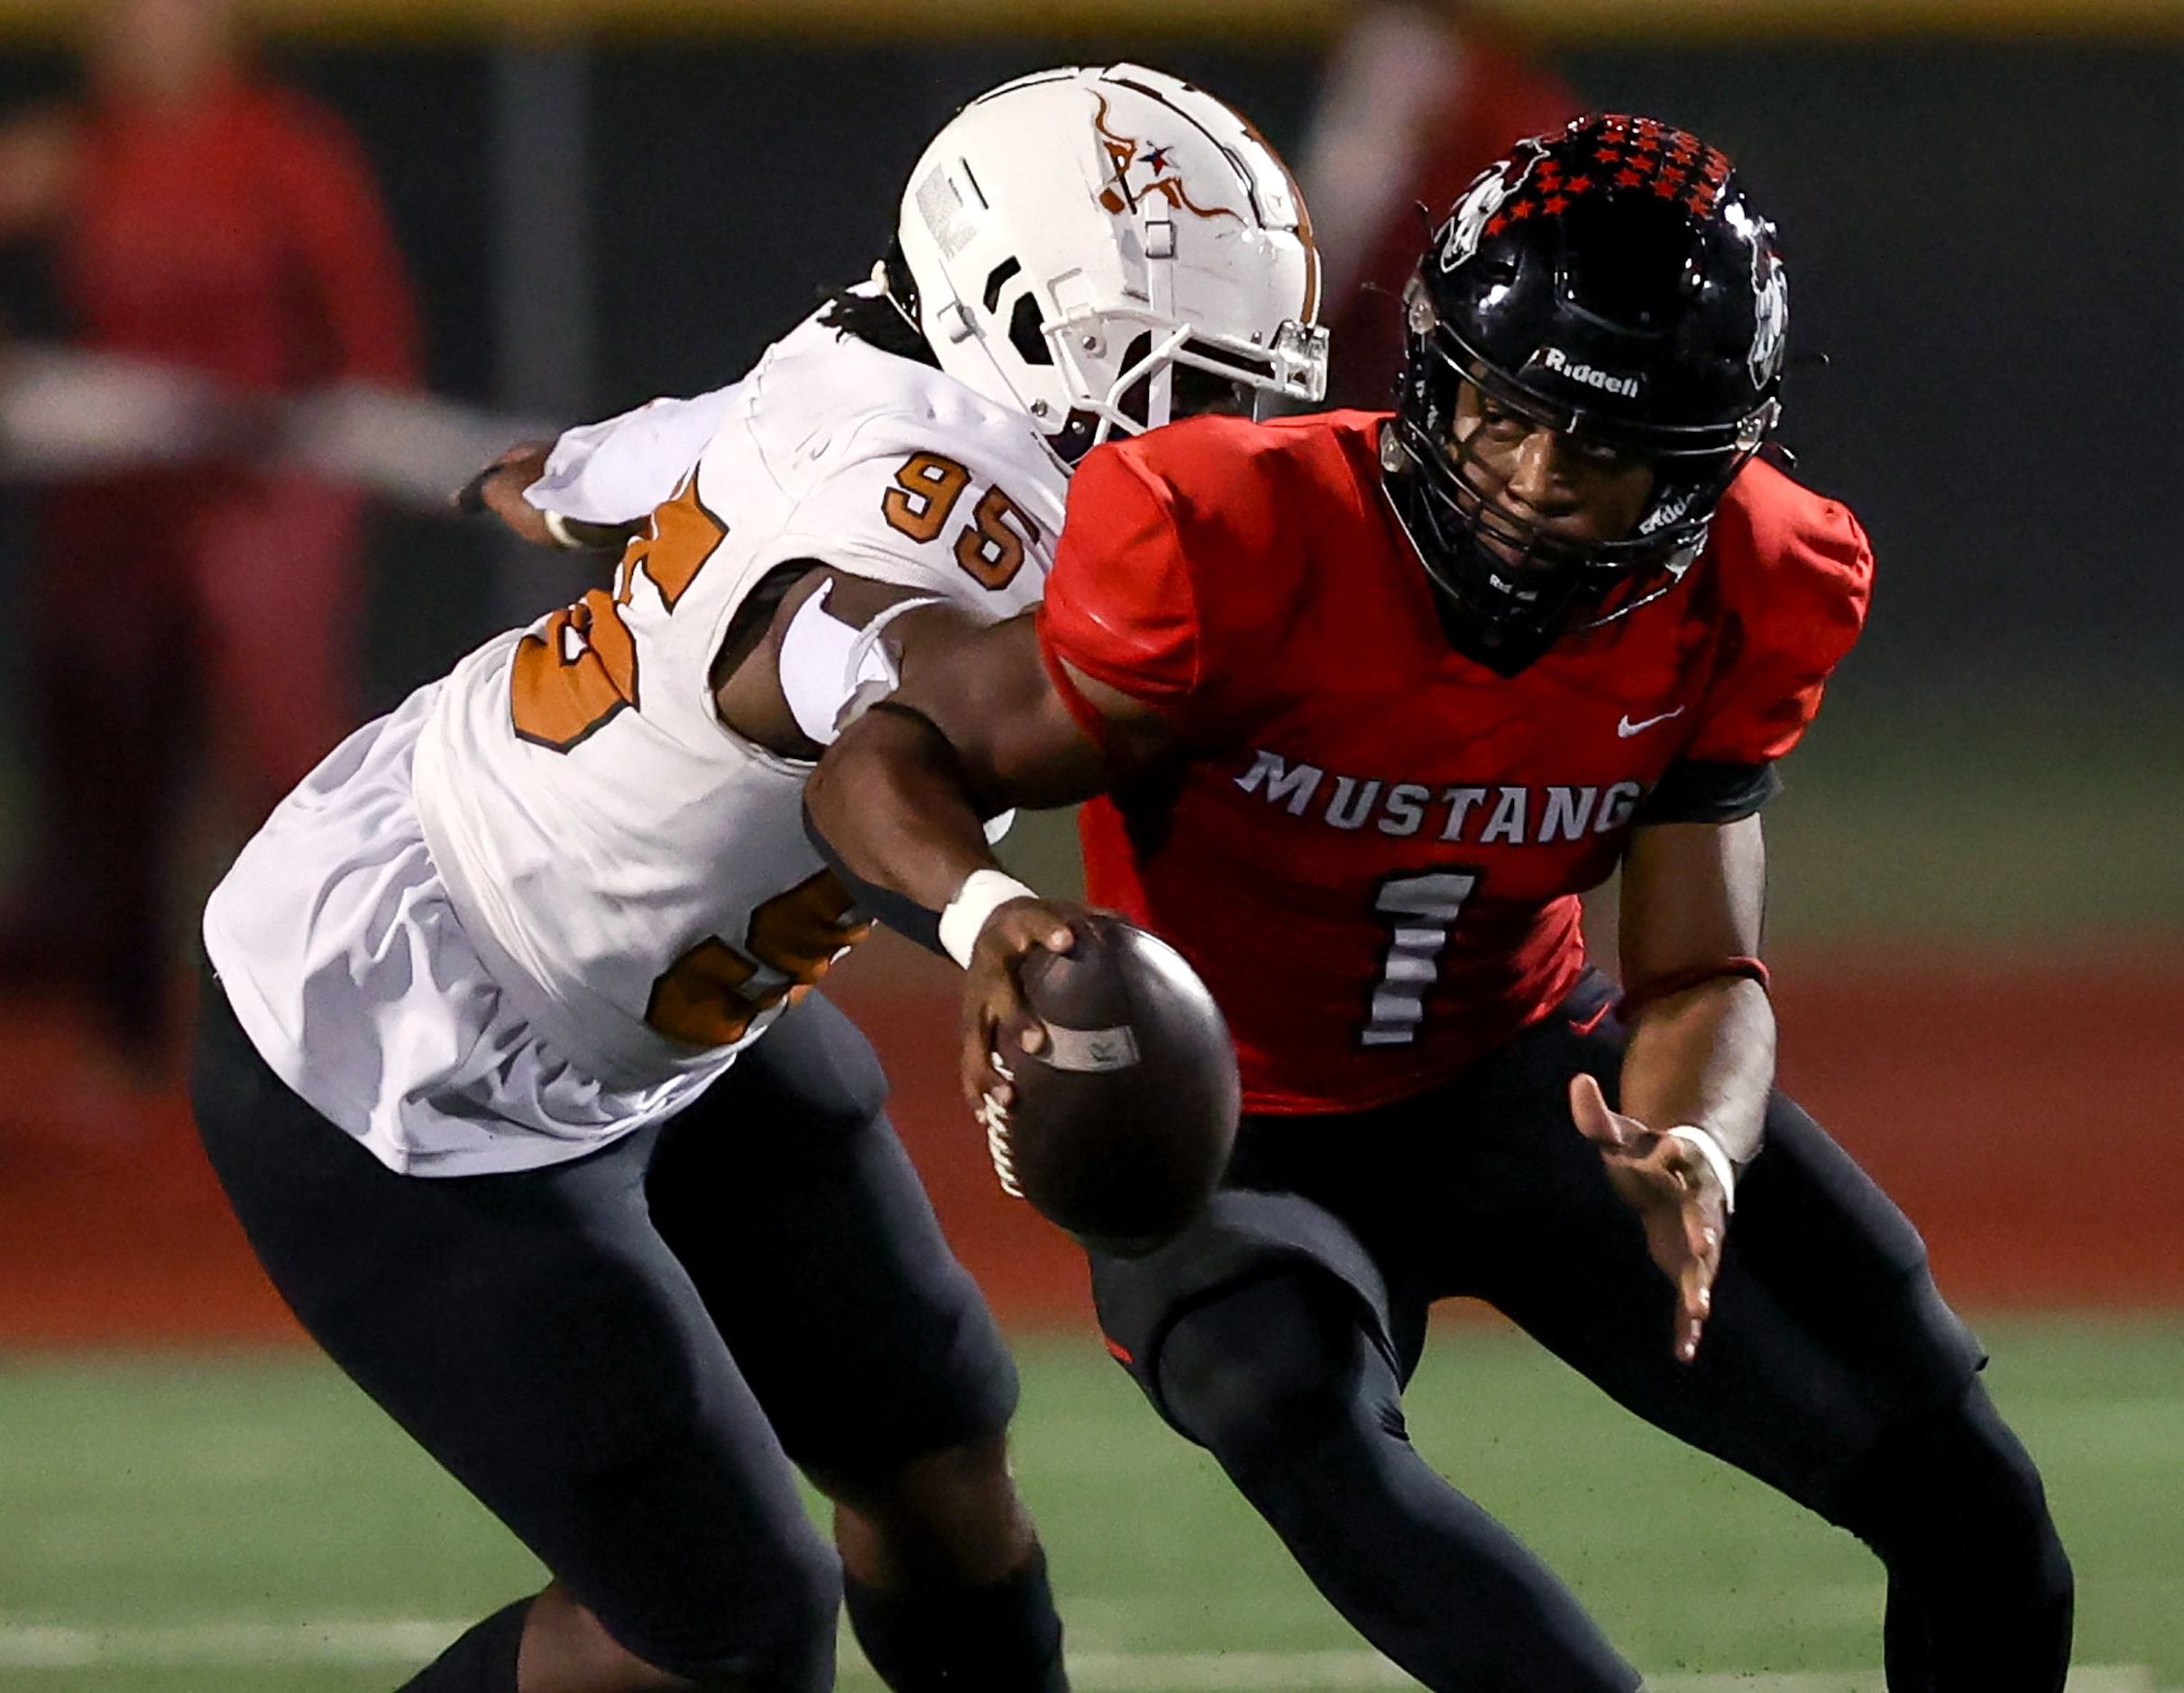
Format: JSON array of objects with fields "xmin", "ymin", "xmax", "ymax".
[{"xmin": 991, "ymin": 914, "xmax": 1240, "ymax": 1257}]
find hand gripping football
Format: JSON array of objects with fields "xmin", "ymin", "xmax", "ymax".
[{"xmin": 992, "ymin": 914, "xmax": 1240, "ymax": 1257}]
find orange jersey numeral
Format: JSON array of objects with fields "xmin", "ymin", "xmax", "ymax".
[
  {"xmin": 622, "ymin": 473, "xmax": 729, "ymax": 612},
  {"xmin": 509, "ymin": 589, "xmax": 640, "ymax": 751},
  {"xmin": 509, "ymin": 471, "xmax": 727, "ymax": 751},
  {"xmin": 646, "ymin": 871, "xmax": 873, "ymax": 1048},
  {"xmin": 882, "ymin": 452, "xmax": 974, "ymax": 544},
  {"xmin": 883, "ymin": 452, "xmax": 1036, "ymax": 591},
  {"xmin": 955, "ymin": 485, "xmax": 1039, "ymax": 590}
]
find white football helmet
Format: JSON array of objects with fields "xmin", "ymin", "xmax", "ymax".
[{"xmin": 894, "ymin": 63, "xmax": 1327, "ymax": 465}]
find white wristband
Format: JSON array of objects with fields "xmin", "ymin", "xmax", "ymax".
[
  {"xmin": 939, "ymin": 869, "xmax": 1038, "ymax": 969},
  {"xmin": 1664, "ymin": 1125, "xmax": 1738, "ymax": 1213},
  {"xmin": 539, "ymin": 508, "xmax": 588, "ymax": 551}
]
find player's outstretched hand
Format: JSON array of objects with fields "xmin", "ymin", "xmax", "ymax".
[
  {"xmin": 960, "ymin": 896, "xmax": 1083, "ymax": 1115},
  {"xmin": 454, "ymin": 441, "xmax": 555, "ymax": 542},
  {"xmin": 456, "ymin": 443, "xmax": 639, "ymax": 553},
  {"xmin": 1569, "ymin": 1073, "xmax": 1728, "ymax": 1365}
]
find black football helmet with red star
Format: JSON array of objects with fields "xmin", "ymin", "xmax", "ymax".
[{"xmin": 1383, "ymin": 114, "xmax": 1788, "ymax": 675}]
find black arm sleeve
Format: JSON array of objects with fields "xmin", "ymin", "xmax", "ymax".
[
  {"xmin": 800, "ymin": 700, "xmax": 958, "ymax": 959},
  {"xmin": 1633, "ymin": 758, "xmax": 1782, "ymax": 826},
  {"xmin": 802, "ymin": 800, "xmax": 950, "ymax": 959}
]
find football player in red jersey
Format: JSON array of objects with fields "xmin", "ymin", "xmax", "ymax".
[{"xmin": 805, "ymin": 115, "xmax": 2073, "ymax": 1692}]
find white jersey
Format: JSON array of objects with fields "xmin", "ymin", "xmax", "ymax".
[{"xmin": 205, "ymin": 309, "xmax": 1067, "ymax": 1175}]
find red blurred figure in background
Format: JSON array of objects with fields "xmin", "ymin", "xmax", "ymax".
[
  {"xmin": 1298, "ymin": 0, "xmax": 1579, "ymax": 408},
  {"xmin": 0, "ymin": 0, "xmax": 418, "ymax": 1069}
]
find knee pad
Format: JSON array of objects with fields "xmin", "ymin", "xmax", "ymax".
[
  {"xmin": 1831, "ymin": 1380, "xmax": 2070, "ymax": 1601},
  {"xmin": 1155, "ymin": 1269, "xmax": 1398, "ymax": 1478}
]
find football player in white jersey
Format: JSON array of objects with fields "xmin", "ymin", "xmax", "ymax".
[{"xmin": 188, "ymin": 65, "xmax": 1323, "ymax": 1693}]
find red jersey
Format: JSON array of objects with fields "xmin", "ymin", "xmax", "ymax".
[
  {"xmin": 1039, "ymin": 413, "xmax": 1872, "ymax": 1116},
  {"xmin": 64, "ymin": 76, "xmax": 418, "ymax": 393}
]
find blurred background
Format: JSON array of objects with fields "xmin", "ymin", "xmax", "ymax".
[{"xmin": 0, "ymin": 0, "xmax": 2175, "ymax": 1688}]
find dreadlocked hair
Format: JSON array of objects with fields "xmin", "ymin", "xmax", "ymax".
[{"xmin": 817, "ymin": 240, "xmax": 935, "ymax": 367}]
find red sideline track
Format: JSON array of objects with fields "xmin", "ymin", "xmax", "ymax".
[{"xmin": 0, "ymin": 939, "xmax": 2177, "ymax": 1347}]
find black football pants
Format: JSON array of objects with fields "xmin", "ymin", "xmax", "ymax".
[
  {"xmin": 192, "ymin": 972, "xmax": 1020, "ymax": 1688},
  {"xmin": 1092, "ymin": 974, "xmax": 2073, "ymax": 1692}
]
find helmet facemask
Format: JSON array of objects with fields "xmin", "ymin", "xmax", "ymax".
[
  {"xmin": 1388, "ymin": 288, "xmax": 1772, "ymax": 673},
  {"xmin": 1043, "ymin": 314, "xmax": 1330, "ymax": 463}
]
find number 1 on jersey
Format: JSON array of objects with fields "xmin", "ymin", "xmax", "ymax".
[{"xmin": 1360, "ymin": 869, "xmax": 1479, "ymax": 1047}]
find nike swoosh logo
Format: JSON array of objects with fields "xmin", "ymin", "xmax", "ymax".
[
  {"xmin": 1567, "ymin": 1002, "xmax": 1615, "ymax": 1037},
  {"xmin": 1617, "ymin": 706, "xmax": 1687, "ymax": 738}
]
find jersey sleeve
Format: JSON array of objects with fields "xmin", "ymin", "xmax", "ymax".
[
  {"xmin": 527, "ymin": 389, "xmax": 739, "ymax": 526},
  {"xmin": 1036, "ymin": 444, "xmax": 1206, "ymax": 716},
  {"xmin": 758, "ymin": 437, "xmax": 1055, "ymax": 619},
  {"xmin": 1684, "ymin": 478, "xmax": 1875, "ymax": 764},
  {"xmin": 1633, "ymin": 758, "xmax": 1782, "ymax": 826}
]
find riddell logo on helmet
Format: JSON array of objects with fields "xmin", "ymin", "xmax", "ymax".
[
  {"xmin": 1638, "ymin": 486, "xmax": 1699, "ymax": 535},
  {"xmin": 1538, "ymin": 347, "xmax": 1641, "ymax": 398}
]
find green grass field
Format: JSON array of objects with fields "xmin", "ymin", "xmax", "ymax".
[{"xmin": 1, "ymin": 1316, "xmax": 2178, "ymax": 1690}]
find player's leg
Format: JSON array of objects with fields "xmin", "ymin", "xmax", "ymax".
[
  {"xmin": 1089, "ymin": 1184, "xmax": 1640, "ymax": 1693},
  {"xmin": 189, "ymin": 970, "xmax": 839, "ymax": 1693},
  {"xmin": 647, "ymin": 992, "xmax": 1065, "ymax": 1693},
  {"xmin": 402, "ymin": 1584, "xmax": 707, "ymax": 1693},
  {"xmin": 1722, "ymin": 1096, "xmax": 2070, "ymax": 1692},
  {"xmin": 820, "ymin": 1436, "xmax": 1064, "ymax": 1693},
  {"xmin": 1830, "ymin": 1371, "xmax": 2070, "ymax": 1693},
  {"xmin": 1468, "ymin": 1011, "xmax": 2070, "ymax": 1692}
]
